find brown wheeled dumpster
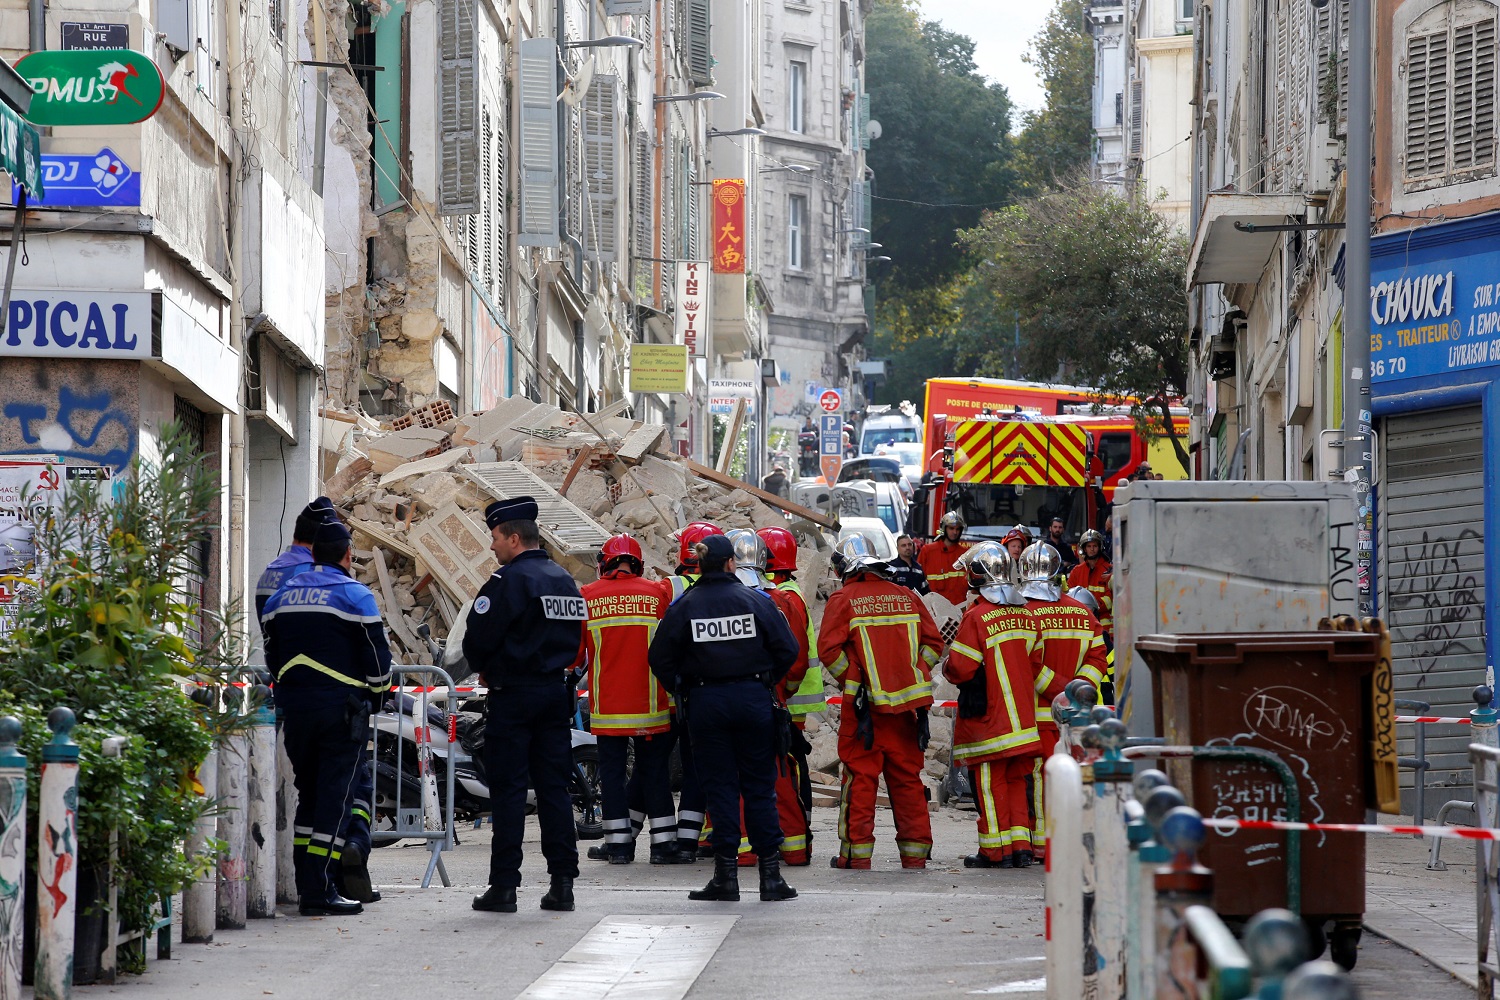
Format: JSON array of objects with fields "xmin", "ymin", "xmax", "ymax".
[{"xmin": 1135, "ymin": 631, "xmax": 1381, "ymax": 965}]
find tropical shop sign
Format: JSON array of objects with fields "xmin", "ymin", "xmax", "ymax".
[{"xmin": 13, "ymin": 49, "xmax": 165, "ymax": 126}]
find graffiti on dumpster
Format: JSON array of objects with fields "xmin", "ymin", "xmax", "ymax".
[
  {"xmin": 0, "ymin": 385, "xmax": 135, "ymax": 468},
  {"xmin": 1243, "ymin": 686, "xmax": 1350, "ymax": 753},
  {"xmin": 1388, "ymin": 527, "xmax": 1483, "ymax": 682},
  {"xmin": 1329, "ymin": 521, "xmax": 1356, "ymax": 606}
]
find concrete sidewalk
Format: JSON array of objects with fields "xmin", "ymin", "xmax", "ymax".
[{"xmin": 1363, "ymin": 817, "xmax": 1483, "ymax": 990}]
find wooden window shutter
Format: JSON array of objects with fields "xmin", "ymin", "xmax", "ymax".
[
  {"xmin": 584, "ymin": 75, "xmax": 621, "ymax": 263},
  {"xmin": 438, "ymin": 0, "xmax": 479, "ymax": 214},
  {"xmin": 495, "ymin": 115, "xmax": 510, "ymax": 311},
  {"xmin": 1451, "ymin": 15, "xmax": 1497, "ymax": 171},
  {"xmin": 1271, "ymin": 0, "xmax": 1288, "ymax": 183},
  {"xmin": 1129, "ymin": 78, "xmax": 1144, "ymax": 159},
  {"xmin": 687, "ymin": 156, "xmax": 700, "ymax": 258},
  {"xmin": 663, "ymin": 131, "xmax": 677, "ymax": 259},
  {"xmin": 518, "ymin": 37, "xmax": 560, "ymax": 247},
  {"xmin": 1336, "ymin": 0, "xmax": 1350, "ymax": 137},
  {"xmin": 1406, "ymin": 27, "xmax": 1449, "ymax": 179},
  {"xmin": 686, "ymin": 0, "xmax": 713, "ymax": 84},
  {"xmin": 1315, "ymin": 2, "xmax": 1333, "ymax": 123},
  {"xmin": 859, "ymin": 91, "xmax": 871, "ymax": 150},
  {"xmin": 605, "ymin": 0, "xmax": 650, "ymax": 13},
  {"xmin": 566, "ymin": 104, "xmax": 584, "ymax": 241},
  {"xmin": 632, "ymin": 130, "xmax": 654, "ymax": 258},
  {"xmin": 482, "ymin": 110, "xmax": 496, "ymax": 288}
]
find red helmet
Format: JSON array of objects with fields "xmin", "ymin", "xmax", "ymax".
[
  {"xmin": 599, "ymin": 533, "xmax": 644, "ymax": 574},
  {"xmin": 677, "ymin": 521, "xmax": 724, "ymax": 569},
  {"xmin": 757, "ymin": 526, "xmax": 798, "ymax": 573}
]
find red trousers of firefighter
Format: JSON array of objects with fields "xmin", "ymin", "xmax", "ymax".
[
  {"xmin": 701, "ymin": 754, "xmax": 809, "ymax": 866},
  {"xmin": 1030, "ymin": 727, "xmax": 1060, "ymax": 859},
  {"xmin": 835, "ymin": 708, "xmax": 931, "ymax": 868},
  {"xmin": 973, "ymin": 756, "xmax": 1039, "ymax": 862}
]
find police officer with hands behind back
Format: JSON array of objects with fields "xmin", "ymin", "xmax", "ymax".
[
  {"xmin": 466, "ymin": 497, "xmax": 584, "ymax": 915},
  {"xmin": 262, "ymin": 517, "xmax": 392, "ymax": 917},
  {"xmin": 648, "ymin": 533, "xmax": 801, "ymax": 904}
]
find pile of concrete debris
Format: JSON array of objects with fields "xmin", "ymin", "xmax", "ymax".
[{"xmin": 317, "ymin": 396, "xmax": 838, "ymax": 666}]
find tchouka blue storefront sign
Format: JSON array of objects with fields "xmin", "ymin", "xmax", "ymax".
[{"xmin": 1370, "ymin": 216, "xmax": 1500, "ymax": 385}]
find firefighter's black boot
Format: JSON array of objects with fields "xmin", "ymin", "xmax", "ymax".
[{"xmin": 758, "ymin": 856, "xmax": 798, "ymax": 901}]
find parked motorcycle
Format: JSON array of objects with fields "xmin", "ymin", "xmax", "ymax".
[{"xmin": 369, "ymin": 608, "xmax": 604, "ymax": 842}]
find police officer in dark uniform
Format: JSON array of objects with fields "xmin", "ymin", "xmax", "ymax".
[
  {"xmin": 255, "ymin": 496, "xmax": 380, "ymax": 904},
  {"xmin": 465, "ymin": 496, "xmax": 584, "ymax": 914},
  {"xmin": 262, "ymin": 518, "xmax": 392, "ymax": 916},
  {"xmin": 648, "ymin": 534, "xmax": 801, "ymax": 903}
]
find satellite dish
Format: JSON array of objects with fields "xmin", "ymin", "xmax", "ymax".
[
  {"xmin": 867, "ymin": 119, "xmax": 883, "ymax": 141},
  {"xmin": 560, "ymin": 58, "xmax": 595, "ymax": 107}
]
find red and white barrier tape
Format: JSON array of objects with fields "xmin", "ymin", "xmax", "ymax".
[
  {"xmin": 1204, "ymin": 816, "xmax": 1500, "ymax": 840},
  {"xmin": 1394, "ymin": 715, "xmax": 1472, "ymax": 724}
]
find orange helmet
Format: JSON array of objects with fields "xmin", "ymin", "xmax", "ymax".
[
  {"xmin": 677, "ymin": 521, "xmax": 724, "ymax": 569},
  {"xmin": 757, "ymin": 526, "xmax": 798, "ymax": 573},
  {"xmin": 1002, "ymin": 526, "xmax": 1030, "ymax": 551},
  {"xmin": 599, "ymin": 533, "xmax": 644, "ymax": 575}
]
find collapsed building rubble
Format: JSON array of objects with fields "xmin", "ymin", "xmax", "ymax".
[{"xmin": 319, "ymin": 396, "xmax": 965, "ymax": 803}]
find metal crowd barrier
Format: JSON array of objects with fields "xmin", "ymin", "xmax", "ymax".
[
  {"xmin": 370, "ymin": 665, "xmax": 458, "ymax": 889},
  {"xmin": 1471, "ymin": 721, "xmax": 1500, "ymax": 998}
]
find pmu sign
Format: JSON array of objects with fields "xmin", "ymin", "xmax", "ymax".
[{"xmin": 14, "ymin": 49, "xmax": 166, "ymax": 126}]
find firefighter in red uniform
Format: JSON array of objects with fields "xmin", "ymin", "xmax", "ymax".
[
  {"xmin": 944, "ymin": 545, "xmax": 1060, "ymax": 868},
  {"xmin": 918, "ymin": 511, "xmax": 972, "ymax": 605},
  {"xmin": 1066, "ymin": 529, "xmax": 1113, "ymax": 641},
  {"xmin": 1021, "ymin": 541, "xmax": 1109, "ymax": 860},
  {"xmin": 575, "ymin": 534, "xmax": 690, "ymax": 865},
  {"xmin": 819, "ymin": 534, "xmax": 943, "ymax": 869},
  {"xmin": 755, "ymin": 526, "xmax": 816, "ymax": 866},
  {"xmin": 1001, "ymin": 526, "xmax": 1029, "ymax": 562}
]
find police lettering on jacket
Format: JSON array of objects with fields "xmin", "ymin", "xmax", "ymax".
[
  {"xmin": 262, "ymin": 564, "xmax": 393, "ymax": 704},
  {"xmin": 254, "ymin": 546, "xmax": 315, "ymax": 630},
  {"xmin": 647, "ymin": 572, "xmax": 798, "ymax": 689},
  {"xmin": 464, "ymin": 548, "xmax": 585, "ymax": 688}
]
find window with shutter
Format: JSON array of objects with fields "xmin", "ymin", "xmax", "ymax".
[
  {"xmin": 687, "ymin": 157, "xmax": 700, "ymax": 258},
  {"xmin": 1128, "ymin": 78, "xmax": 1144, "ymax": 159},
  {"xmin": 495, "ymin": 118, "xmax": 510, "ymax": 311},
  {"xmin": 1337, "ymin": 0, "xmax": 1350, "ymax": 137},
  {"xmin": 518, "ymin": 37, "xmax": 560, "ymax": 247},
  {"xmin": 566, "ymin": 104, "xmax": 584, "ymax": 241},
  {"xmin": 632, "ymin": 130, "xmax": 654, "ymax": 259},
  {"xmin": 1403, "ymin": 1, "xmax": 1497, "ymax": 188},
  {"xmin": 859, "ymin": 92, "xmax": 870, "ymax": 149},
  {"xmin": 438, "ymin": 0, "xmax": 479, "ymax": 215},
  {"xmin": 1315, "ymin": 2, "xmax": 1333, "ymax": 123},
  {"xmin": 1270, "ymin": 0, "xmax": 1289, "ymax": 185},
  {"xmin": 662, "ymin": 132, "xmax": 677, "ymax": 260},
  {"xmin": 482, "ymin": 110, "xmax": 495, "ymax": 285},
  {"xmin": 686, "ymin": 0, "xmax": 712, "ymax": 84},
  {"xmin": 584, "ymin": 74, "xmax": 620, "ymax": 263}
]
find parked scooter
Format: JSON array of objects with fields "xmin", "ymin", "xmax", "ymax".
[{"xmin": 369, "ymin": 604, "xmax": 603, "ymax": 842}]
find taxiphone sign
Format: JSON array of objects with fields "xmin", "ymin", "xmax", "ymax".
[{"xmin": 1368, "ymin": 251, "xmax": 1500, "ymax": 382}]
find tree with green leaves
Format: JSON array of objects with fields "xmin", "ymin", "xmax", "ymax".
[
  {"xmin": 1014, "ymin": 0, "xmax": 1095, "ymax": 192},
  {"xmin": 961, "ymin": 176, "xmax": 1192, "ymax": 467},
  {"xmin": 865, "ymin": 0, "xmax": 1015, "ymax": 291}
]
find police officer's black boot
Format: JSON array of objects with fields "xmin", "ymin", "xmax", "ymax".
[
  {"xmin": 758, "ymin": 856, "xmax": 797, "ymax": 901},
  {"xmin": 472, "ymin": 885, "xmax": 518, "ymax": 913},
  {"xmin": 539, "ymin": 876, "xmax": 575, "ymax": 911},
  {"xmin": 689, "ymin": 854, "xmax": 740, "ymax": 902}
]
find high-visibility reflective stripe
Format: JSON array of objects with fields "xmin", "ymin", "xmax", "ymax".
[
  {"xmin": 293, "ymin": 836, "xmax": 311, "ymax": 846},
  {"xmin": 896, "ymin": 839, "xmax": 931, "ymax": 858},
  {"xmin": 1007, "ymin": 825, "xmax": 1033, "ymax": 843},
  {"xmin": 843, "ymin": 841, "xmax": 875, "ymax": 858},
  {"xmin": 782, "ymin": 833, "xmax": 809, "ymax": 851},
  {"xmin": 591, "ymin": 711, "xmax": 672, "ymax": 731},
  {"xmin": 1075, "ymin": 664, "xmax": 1106, "ymax": 687},
  {"xmin": 276, "ymin": 653, "xmax": 374, "ymax": 691},
  {"xmin": 849, "ymin": 614, "xmax": 922, "ymax": 628},
  {"xmin": 949, "ymin": 639, "xmax": 982, "ymax": 662},
  {"xmin": 1035, "ymin": 666, "xmax": 1057, "ymax": 693},
  {"xmin": 920, "ymin": 646, "xmax": 939, "ymax": 668},
  {"xmin": 825, "ymin": 650, "xmax": 850, "ymax": 680},
  {"xmin": 351, "ymin": 807, "xmax": 370, "ymax": 822},
  {"xmin": 983, "ymin": 628, "xmax": 1035, "ymax": 648},
  {"xmin": 927, "ymin": 570, "xmax": 964, "ymax": 582},
  {"xmin": 305, "ymin": 844, "xmax": 343, "ymax": 860},
  {"xmin": 954, "ymin": 726, "xmax": 1040, "ymax": 760},
  {"xmin": 841, "ymin": 677, "xmax": 933, "ymax": 710},
  {"xmin": 1041, "ymin": 628, "xmax": 1095, "ymax": 642}
]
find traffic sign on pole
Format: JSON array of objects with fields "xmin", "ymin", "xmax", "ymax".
[
  {"xmin": 819, "ymin": 413, "xmax": 842, "ymax": 484},
  {"xmin": 818, "ymin": 388, "xmax": 843, "ymax": 414}
]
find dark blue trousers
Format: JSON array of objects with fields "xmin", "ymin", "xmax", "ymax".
[
  {"xmin": 282, "ymin": 702, "xmax": 365, "ymax": 900},
  {"xmin": 685, "ymin": 680, "xmax": 782, "ymax": 859},
  {"xmin": 346, "ymin": 752, "xmax": 373, "ymax": 857},
  {"xmin": 484, "ymin": 683, "xmax": 580, "ymax": 888},
  {"xmin": 598, "ymin": 733, "xmax": 677, "ymax": 849},
  {"xmin": 674, "ymin": 717, "xmax": 706, "ymax": 851}
]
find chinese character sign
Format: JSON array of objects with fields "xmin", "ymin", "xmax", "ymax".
[
  {"xmin": 674, "ymin": 260, "xmax": 710, "ymax": 355},
  {"xmin": 712, "ymin": 179, "xmax": 746, "ymax": 274}
]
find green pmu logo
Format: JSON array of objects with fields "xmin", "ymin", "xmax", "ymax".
[{"xmin": 15, "ymin": 49, "xmax": 166, "ymax": 126}]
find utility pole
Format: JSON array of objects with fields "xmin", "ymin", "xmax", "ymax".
[{"xmin": 1343, "ymin": 0, "xmax": 1374, "ymax": 616}]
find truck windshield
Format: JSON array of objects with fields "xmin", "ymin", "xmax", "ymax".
[
  {"xmin": 942, "ymin": 483, "xmax": 1089, "ymax": 541},
  {"xmin": 861, "ymin": 427, "xmax": 919, "ymax": 451}
]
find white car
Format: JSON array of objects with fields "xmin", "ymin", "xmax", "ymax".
[{"xmin": 836, "ymin": 516, "xmax": 899, "ymax": 562}]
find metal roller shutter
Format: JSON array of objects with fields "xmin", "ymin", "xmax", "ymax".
[{"xmin": 1379, "ymin": 404, "xmax": 1485, "ymax": 815}]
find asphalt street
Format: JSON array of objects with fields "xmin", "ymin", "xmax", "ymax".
[{"xmin": 59, "ymin": 806, "xmax": 1470, "ymax": 999}]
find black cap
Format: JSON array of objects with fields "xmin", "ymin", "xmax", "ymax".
[
  {"xmin": 313, "ymin": 518, "xmax": 351, "ymax": 546},
  {"xmin": 485, "ymin": 496, "xmax": 540, "ymax": 529},
  {"xmin": 697, "ymin": 533, "xmax": 735, "ymax": 569},
  {"xmin": 293, "ymin": 495, "xmax": 338, "ymax": 543}
]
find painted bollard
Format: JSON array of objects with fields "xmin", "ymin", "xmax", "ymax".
[
  {"xmin": 1043, "ymin": 752, "xmax": 1083, "ymax": 1000},
  {"xmin": 246, "ymin": 685, "xmax": 278, "ymax": 919},
  {"xmin": 182, "ymin": 744, "xmax": 218, "ymax": 943},
  {"xmin": 0, "ymin": 717, "xmax": 26, "ymax": 1000},
  {"xmin": 1242, "ymin": 908, "xmax": 1309, "ymax": 999},
  {"xmin": 217, "ymin": 727, "xmax": 249, "ymax": 930},
  {"xmin": 1154, "ymin": 805, "xmax": 1214, "ymax": 1000},
  {"xmin": 1126, "ymin": 773, "xmax": 1177, "ymax": 1000},
  {"xmin": 35, "ymin": 708, "xmax": 79, "ymax": 1000},
  {"xmin": 1091, "ymin": 718, "xmax": 1132, "ymax": 1000}
]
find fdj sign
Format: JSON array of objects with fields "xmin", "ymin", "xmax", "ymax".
[{"xmin": 14, "ymin": 49, "xmax": 166, "ymax": 126}]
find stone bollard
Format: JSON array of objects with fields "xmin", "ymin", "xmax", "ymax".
[
  {"xmin": 1090, "ymin": 718, "xmax": 1132, "ymax": 1000},
  {"xmin": 1076, "ymin": 720, "xmax": 1102, "ymax": 995},
  {"xmin": 1154, "ymin": 805, "xmax": 1214, "ymax": 1000},
  {"xmin": 217, "ymin": 723, "xmax": 249, "ymax": 930},
  {"xmin": 1243, "ymin": 908, "xmax": 1309, "ymax": 999},
  {"xmin": 1043, "ymin": 752, "xmax": 1084, "ymax": 1000},
  {"xmin": 0, "ymin": 717, "xmax": 26, "ymax": 1000},
  {"xmin": 246, "ymin": 684, "xmax": 277, "ymax": 919},
  {"xmin": 275, "ymin": 721, "xmax": 298, "ymax": 906},
  {"xmin": 1125, "ymin": 771, "xmax": 1175, "ymax": 1000},
  {"xmin": 182, "ymin": 743, "xmax": 218, "ymax": 943},
  {"xmin": 1281, "ymin": 960, "xmax": 1359, "ymax": 1000},
  {"xmin": 35, "ymin": 708, "xmax": 79, "ymax": 1000}
]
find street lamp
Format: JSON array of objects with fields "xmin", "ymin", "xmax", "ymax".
[
  {"xmin": 759, "ymin": 163, "xmax": 812, "ymax": 173},
  {"xmin": 866, "ymin": 255, "xmax": 893, "ymax": 263},
  {"xmin": 561, "ymin": 35, "xmax": 645, "ymax": 49},
  {"xmin": 835, "ymin": 227, "xmax": 869, "ymax": 236},
  {"xmin": 655, "ymin": 90, "xmax": 725, "ymax": 104},
  {"xmin": 708, "ymin": 127, "xmax": 767, "ymax": 138}
]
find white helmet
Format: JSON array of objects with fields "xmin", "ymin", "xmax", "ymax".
[
  {"xmin": 1067, "ymin": 585, "xmax": 1100, "ymax": 613},
  {"xmin": 833, "ymin": 534, "xmax": 888, "ymax": 578},
  {"xmin": 939, "ymin": 510, "xmax": 966, "ymax": 536},
  {"xmin": 956, "ymin": 541, "xmax": 1023, "ymax": 606},
  {"xmin": 1018, "ymin": 541, "xmax": 1062, "ymax": 602}
]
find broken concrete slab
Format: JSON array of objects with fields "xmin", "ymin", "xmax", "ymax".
[
  {"xmin": 367, "ymin": 426, "xmax": 451, "ymax": 475},
  {"xmin": 377, "ymin": 446, "xmax": 471, "ymax": 487},
  {"xmin": 617, "ymin": 424, "xmax": 666, "ymax": 463}
]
